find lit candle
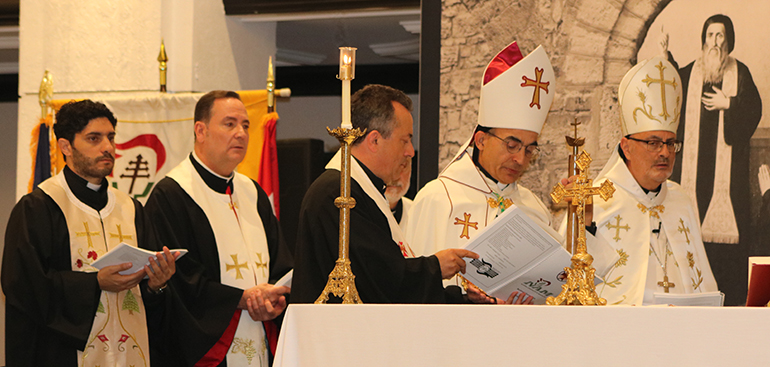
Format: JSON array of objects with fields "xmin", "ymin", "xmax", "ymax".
[{"xmin": 339, "ymin": 47, "xmax": 356, "ymax": 129}]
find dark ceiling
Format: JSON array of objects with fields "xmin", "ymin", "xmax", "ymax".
[
  {"xmin": 222, "ymin": 0, "xmax": 419, "ymax": 15},
  {"xmin": 0, "ymin": 0, "xmax": 17, "ymax": 26}
]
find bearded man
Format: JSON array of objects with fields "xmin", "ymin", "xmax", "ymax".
[
  {"xmin": 665, "ymin": 14, "xmax": 762, "ymax": 245},
  {"xmin": 663, "ymin": 14, "xmax": 762, "ymax": 305}
]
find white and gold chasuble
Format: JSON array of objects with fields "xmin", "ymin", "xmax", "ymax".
[
  {"xmin": 167, "ymin": 156, "xmax": 270, "ymax": 367},
  {"xmin": 39, "ymin": 173, "xmax": 149, "ymax": 367},
  {"xmin": 406, "ymin": 147, "xmax": 552, "ymax": 259},
  {"xmin": 592, "ymin": 146, "xmax": 718, "ymax": 305}
]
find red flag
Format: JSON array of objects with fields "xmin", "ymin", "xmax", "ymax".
[{"xmin": 257, "ymin": 112, "xmax": 280, "ymax": 219}]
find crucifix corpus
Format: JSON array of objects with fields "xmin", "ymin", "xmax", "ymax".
[{"xmin": 546, "ymin": 120, "xmax": 615, "ymax": 306}]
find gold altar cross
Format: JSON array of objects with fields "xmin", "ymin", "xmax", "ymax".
[
  {"xmin": 454, "ymin": 213, "xmax": 478, "ymax": 239},
  {"xmin": 75, "ymin": 222, "xmax": 100, "ymax": 248},
  {"xmin": 658, "ymin": 274, "xmax": 676, "ymax": 293},
  {"xmin": 226, "ymin": 254, "xmax": 249, "ymax": 280},
  {"xmin": 641, "ymin": 61, "xmax": 677, "ymax": 120},
  {"xmin": 551, "ymin": 153, "xmax": 615, "ymax": 253},
  {"xmin": 605, "ymin": 215, "xmax": 630, "ymax": 242},
  {"xmin": 520, "ymin": 67, "xmax": 550, "ymax": 109},
  {"xmin": 254, "ymin": 253, "xmax": 268, "ymax": 278},
  {"xmin": 677, "ymin": 218, "xmax": 691, "ymax": 244},
  {"xmin": 109, "ymin": 224, "xmax": 134, "ymax": 242}
]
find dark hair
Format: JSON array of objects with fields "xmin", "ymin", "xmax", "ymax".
[
  {"xmin": 194, "ymin": 90, "xmax": 242, "ymax": 124},
  {"xmin": 701, "ymin": 14, "xmax": 735, "ymax": 53},
  {"xmin": 54, "ymin": 99, "xmax": 117, "ymax": 143},
  {"xmin": 351, "ymin": 84, "xmax": 412, "ymax": 145}
]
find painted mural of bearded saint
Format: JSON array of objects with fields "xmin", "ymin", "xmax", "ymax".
[{"xmin": 666, "ymin": 14, "xmax": 762, "ymax": 244}]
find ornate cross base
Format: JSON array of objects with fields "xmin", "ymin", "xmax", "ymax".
[
  {"xmin": 546, "ymin": 252, "xmax": 607, "ymax": 306},
  {"xmin": 315, "ymin": 258, "xmax": 362, "ymax": 304}
]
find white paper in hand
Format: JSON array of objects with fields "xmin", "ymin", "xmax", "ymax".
[{"xmin": 90, "ymin": 242, "xmax": 188, "ymax": 275}]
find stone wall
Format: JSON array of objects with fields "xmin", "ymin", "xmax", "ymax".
[{"xmin": 440, "ymin": 0, "xmax": 670, "ymax": 218}]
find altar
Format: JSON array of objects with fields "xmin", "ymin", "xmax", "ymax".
[{"xmin": 274, "ymin": 304, "xmax": 770, "ymax": 366}]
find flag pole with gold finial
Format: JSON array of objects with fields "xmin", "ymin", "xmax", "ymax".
[{"xmin": 158, "ymin": 39, "xmax": 168, "ymax": 92}]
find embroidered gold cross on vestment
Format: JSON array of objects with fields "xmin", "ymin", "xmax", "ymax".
[
  {"xmin": 454, "ymin": 212, "xmax": 478, "ymax": 239},
  {"xmin": 75, "ymin": 222, "xmax": 101, "ymax": 248}
]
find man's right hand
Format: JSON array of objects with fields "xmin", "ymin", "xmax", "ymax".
[
  {"xmin": 434, "ymin": 249, "xmax": 478, "ymax": 279},
  {"xmin": 239, "ymin": 284, "xmax": 291, "ymax": 321},
  {"xmin": 97, "ymin": 262, "xmax": 145, "ymax": 292}
]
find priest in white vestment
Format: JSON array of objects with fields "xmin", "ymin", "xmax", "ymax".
[
  {"xmin": 588, "ymin": 56, "xmax": 719, "ymax": 305},
  {"xmin": 406, "ymin": 42, "xmax": 617, "ymax": 300}
]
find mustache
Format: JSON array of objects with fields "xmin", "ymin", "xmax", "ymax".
[{"xmin": 99, "ymin": 152, "xmax": 115, "ymax": 161}]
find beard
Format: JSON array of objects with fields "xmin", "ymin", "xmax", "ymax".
[
  {"xmin": 71, "ymin": 147, "xmax": 114, "ymax": 180},
  {"xmin": 701, "ymin": 42, "xmax": 728, "ymax": 84}
]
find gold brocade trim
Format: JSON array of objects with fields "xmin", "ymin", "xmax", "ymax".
[
  {"xmin": 231, "ymin": 337, "xmax": 259, "ymax": 365},
  {"xmin": 605, "ymin": 215, "xmax": 630, "ymax": 242},
  {"xmin": 487, "ymin": 196, "xmax": 513, "ymax": 211},
  {"xmin": 254, "ymin": 253, "xmax": 268, "ymax": 278},
  {"xmin": 637, "ymin": 203, "xmax": 665, "ymax": 219},
  {"xmin": 454, "ymin": 212, "xmax": 478, "ymax": 239},
  {"xmin": 677, "ymin": 218, "xmax": 691, "ymax": 244},
  {"xmin": 226, "ymin": 254, "xmax": 249, "ymax": 280},
  {"xmin": 692, "ymin": 267, "xmax": 704, "ymax": 290}
]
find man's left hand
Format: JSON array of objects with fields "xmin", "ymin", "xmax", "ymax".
[
  {"xmin": 244, "ymin": 284, "xmax": 290, "ymax": 322},
  {"xmin": 703, "ymin": 86, "xmax": 730, "ymax": 111},
  {"xmin": 145, "ymin": 246, "xmax": 181, "ymax": 292}
]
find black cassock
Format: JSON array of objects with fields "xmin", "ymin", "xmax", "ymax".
[
  {"xmin": 1, "ymin": 166, "xmax": 165, "ymax": 367},
  {"xmin": 144, "ymin": 155, "xmax": 293, "ymax": 366},
  {"xmin": 293, "ymin": 162, "xmax": 464, "ymax": 304}
]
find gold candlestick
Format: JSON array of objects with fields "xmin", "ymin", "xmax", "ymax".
[
  {"xmin": 546, "ymin": 120, "xmax": 615, "ymax": 306},
  {"xmin": 316, "ymin": 46, "xmax": 364, "ymax": 304}
]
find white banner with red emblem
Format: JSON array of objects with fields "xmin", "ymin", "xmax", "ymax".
[{"xmin": 47, "ymin": 91, "xmax": 277, "ymax": 207}]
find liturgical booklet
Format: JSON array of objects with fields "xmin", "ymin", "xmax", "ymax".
[
  {"xmin": 460, "ymin": 205, "xmax": 574, "ymax": 304},
  {"xmin": 651, "ymin": 291, "xmax": 724, "ymax": 306},
  {"xmin": 91, "ymin": 242, "xmax": 188, "ymax": 275}
]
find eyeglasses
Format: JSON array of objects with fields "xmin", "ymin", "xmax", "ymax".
[
  {"xmin": 486, "ymin": 131, "xmax": 540, "ymax": 157},
  {"xmin": 626, "ymin": 136, "xmax": 683, "ymax": 153}
]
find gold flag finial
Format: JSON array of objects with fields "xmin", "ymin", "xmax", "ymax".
[
  {"xmin": 38, "ymin": 70, "xmax": 53, "ymax": 117},
  {"xmin": 267, "ymin": 56, "xmax": 275, "ymax": 112},
  {"xmin": 158, "ymin": 39, "xmax": 168, "ymax": 92}
]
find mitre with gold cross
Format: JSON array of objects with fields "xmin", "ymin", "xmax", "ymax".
[
  {"xmin": 619, "ymin": 56, "xmax": 682, "ymax": 135},
  {"xmin": 477, "ymin": 41, "xmax": 555, "ymax": 134}
]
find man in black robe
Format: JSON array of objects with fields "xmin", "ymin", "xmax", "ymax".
[
  {"xmin": 2, "ymin": 100, "xmax": 177, "ymax": 366},
  {"xmin": 666, "ymin": 14, "xmax": 762, "ymax": 305},
  {"xmin": 293, "ymin": 84, "xmax": 477, "ymax": 304},
  {"xmin": 145, "ymin": 90, "xmax": 293, "ymax": 366}
]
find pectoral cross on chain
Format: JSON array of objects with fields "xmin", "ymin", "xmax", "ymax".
[{"xmin": 658, "ymin": 275, "xmax": 675, "ymax": 293}]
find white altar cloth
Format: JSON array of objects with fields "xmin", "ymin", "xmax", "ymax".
[{"xmin": 275, "ymin": 304, "xmax": 770, "ymax": 366}]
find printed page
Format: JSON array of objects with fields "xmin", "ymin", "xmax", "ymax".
[
  {"xmin": 461, "ymin": 205, "xmax": 571, "ymax": 303},
  {"xmin": 651, "ymin": 291, "xmax": 725, "ymax": 306},
  {"xmin": 91, "ymin": 242, "xmax": 188, "ymax": 275}
]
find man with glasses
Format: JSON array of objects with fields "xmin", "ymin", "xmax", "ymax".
[
  {"xmin": 588, "ymin": 56, "xmax": 719, "ymax": 305},
  {"xmin": 406, "ymin": 43, "xmax": 616, "ymax": 304}
]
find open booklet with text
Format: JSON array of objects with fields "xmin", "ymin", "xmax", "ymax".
[{"xmin": 459, "ymin": 205, "xmax": 574, "ymax": 304}]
